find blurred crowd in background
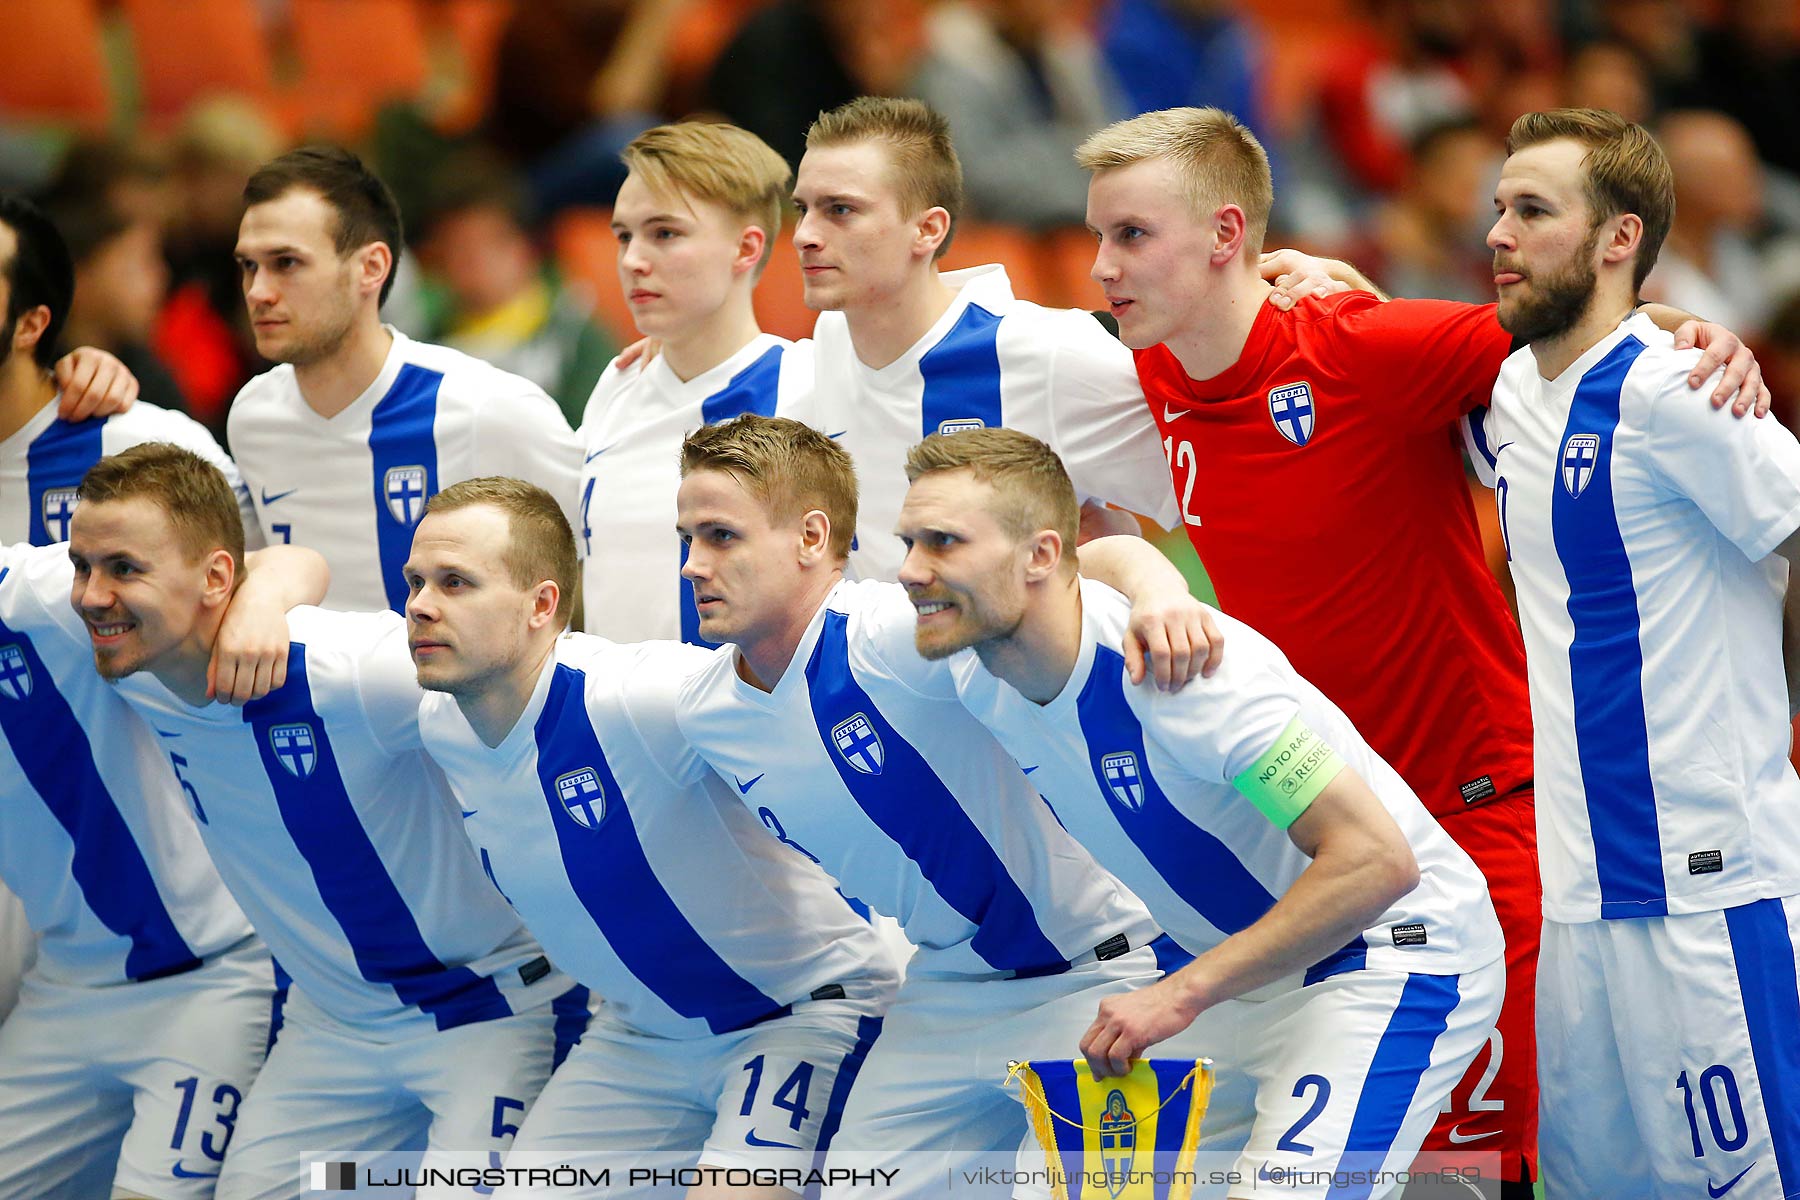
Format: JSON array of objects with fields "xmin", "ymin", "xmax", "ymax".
[{"xmin": 3, "ymin": 0, "xmax": 1799, "ymax": 445}]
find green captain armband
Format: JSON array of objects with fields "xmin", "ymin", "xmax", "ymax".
[{"xmin": 1231, "ymin": 715, "xmax": 1347, "ymax": 828}]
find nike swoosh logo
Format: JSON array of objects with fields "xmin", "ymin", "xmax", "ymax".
[
  {"xmin": 1710, "ymin": 1164, "xmax": 1756, "ymax": 1197},
  {"xmin": 1446, "ymin": 1126, "xmax": 1501, "ymax": 1144},
  {"xmin": 157, "ymin": 729, "xmax": 182, "ymax": 738},
  {"xmin": 1494, "ymin": 441, "xmax": 1515, "ymax": 454},
  {"xmin": 1162, "ymin": 405, "xmax": 1184, "ymax": 423},
  {"xmin": 1022, "ymin": 765, "xmax": 1038, "ymax": 774},
  {"xmin": 735, "ymin": 774, "xmax": 765, "ymax": 794},
  {"xmin": 259, "ymin": 487, "xmax": 297, "ymax": 505},
  {"xmin": 745, "ymin": 1130, "xmax": 801, "ymax": 1150},
  {"xmin": 827, "ymin": 430, "xmax": 848, "ymax": 439},
  {"xmin": 584, "ymin": 445, "xmax": 614, "ymax": 463},
  {"xmin": 461, "ymin": 809, "xmax": 478, "ymax": 819},
  {"xmin": 171, "ymin": 1162, "xmax": 222, "ymax": 1179}
]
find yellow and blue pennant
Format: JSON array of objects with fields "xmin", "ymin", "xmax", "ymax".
[{"xmin": 1011, "ymin": 1058, "xmax": 1212, "ymax": 1200}]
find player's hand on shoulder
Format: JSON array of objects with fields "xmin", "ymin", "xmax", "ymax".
[
  {"xmin": 1259, "ymin": 250, "xmax": 1356, "ymax": 311},
  {"xmin": 614, "ymin": 336, "xmax": 661, "ymax": 371},
  {"xmin": 207, "ymin": 565, "xmax": 305, "ymax": 705},
  {"xmin": 54, "ymin": 347, "xmax": 140, "ymax": 422},
  {"xmin": 1672, "ymin": 318, "xmax": 1770, "ymax": 418},
  {"xmin": 1080, "ymin": 977, "xmax": 1201, "ymax": 1078},
  {"xmin": 1126, "ymin": 591, "xmax": 1223, "ymax": 694}
]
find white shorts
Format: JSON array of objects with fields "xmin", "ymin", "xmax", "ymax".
[
  {"xmin": 495, "ymin": 999, "xmax": 883, "ymax": 1198},
  {"xmin": 0, "ymin": 936, "xmax": 273, "ymax": 1200},
  {"xmin": 1012, "ymin": 960, "xmax": 1503, "ymax": 1200},
  {"xmin": 820, "ymin": 942, "xmax": 1163, "ymax": 1199},
  {"xmin": 216, "ymin": 986, "xmax": 569, "ymax": 1200},
  {"xmin": 1539, "ymin": 899, "xmax": 1800, "ymax": 1200}
]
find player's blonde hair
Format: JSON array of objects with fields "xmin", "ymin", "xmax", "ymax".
[
  {"xmin": 905, "ymin": 429, "xmax": 1081, "ymax": 577},
  {"xmin": 1076, "ymin": 107, "xmax": 1273, "ymax": 256},
  {"xmin": 805, "ymin": 97, "xmax": 963, "ymax": 261},
  {"xmin": 1506, "ymin": 107, "xmax": 1673, "ymax": 292},
  {"xmin": 621, "ymin": 123, "xmax": 793, "ymax": 276},
  {"xmin": 77, "ymin": 442, "xmax": 245, "ymax": 580},
  {"xmin": 423, "ymin": 477, "xmax": 577, "ymax": 626},
  {"xmin": 680, "ymin": 415, "xmax": 858, "ymax": 562}
]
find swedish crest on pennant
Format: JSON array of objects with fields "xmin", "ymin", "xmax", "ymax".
[
  {"xmin": 0, "ymin": 645, "xmax": 33, "ymax": 701},
  {"xmin": 1561, "ymin": 433, "xmax": 1601, "ymax": 498},
  {"xmin": 555, "ymin": 767, "xmax": 606, "ymax": 829},
  {"xmin": 383, "ymin": 465, "xmax": 429, "ymax": 525},
  {"xmin": 1268, "ymin": 382, "xmax": 1315, "ymax": 447},
  {"xmin": 831, "ymin": 712, "xmax": 884, "ymax": 775},
  {"xmin": 268, "ymin": 722, "xmax": 318, "ymax": 777},
  {"xmin": 1012, "ymin": 1057, "xmax": 1213, "ymax": 1200}
]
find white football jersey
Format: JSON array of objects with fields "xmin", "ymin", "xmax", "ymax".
[
  {"xmin": 0, "ymin": 396, "xmax": 258, "ymax": 546},
  {"xmin": 809, "ymin": 265, "xmax": 1179, "ymax": 581},
  {"xmin": 109, "ymin": 607, "xmax": 565, "ymax": 1034},
  {"xmin": 676, "ymin": 578, "xmax": 1161, "ymax": 978},
  {"xmin": 227, "ymin": 329, "xmax": 583, "ymax": 613},
  {"xmin": 953, "ymin": 578, "xmax": 1503, "ymax": 978},
  {"xmin": 577, "ymin": 334, "xmax": 817, "ymax": 643},
  {"xmin": 1467, "ymin": 312, "xmax": 1800, "ymax": 922},
  {"xmin": 419, "ymin": 633, "xmax": 898, "ymax": 1038},
  {"xmin": 0, "ymin": 544, "xmax": 250, "ymax": 986}
]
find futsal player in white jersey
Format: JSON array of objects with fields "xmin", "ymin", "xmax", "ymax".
[
  {"xmin": 673, "ymin": 415, "xmax": 1231, "ymax": 1197},
  {"xmin": 895, "ymin": 429, "xmax": 1505, "ymax": 1198},
  {"xmin": 0, "ymin": 535, "xmax": 324, "ymax": 1198},
  {"xmin": 65, "ymin": 444, "xmax": 579, "ymax": 1200},
  {"xmin": 579, "ymin": 123, "xmax": 818, "ymax": 644},
  {"xmin": 225, "ymin": 147, "xmax": 582, "ymax": 614},
  {"xmin": 1465, "ymin": 109, "xmax": 1800, "ymax": 1200},
  {"xmin": 402, "ymin": 477, "xmax": 896, "ymax": 1198}
]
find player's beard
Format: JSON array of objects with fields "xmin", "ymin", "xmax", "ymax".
[
  {"xmin": 266, "ymin": 281, "xmax": 360, "ymax": 367},
  {"xmin": 913, "ymin": 586, "xmax": 1025, "ymax": 661},
  {"xmin": 1496, "ymin": 225, "xmax": 1602, "ymax": 344}
]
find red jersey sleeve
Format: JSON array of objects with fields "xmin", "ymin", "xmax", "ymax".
[{"xmin": 1310, "ymin": 293, "xmax": 1514, "ymax": 433}]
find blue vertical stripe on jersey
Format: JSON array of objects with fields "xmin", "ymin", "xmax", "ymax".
[
  {"xmin": 805, "ymin": 609, "xmax": 1066, "ymax": 975},
  {"xmin": 1465, "ymin": 404, "xmax": 1498, "ymax": 472},
  {"xmin": 244, "ymin": 644, "xmax": 512, "ymax": 1030},
  {"xmin": 918, "ymin": 302, "xmax": 1004, "ymax": 438},
  {"xmin": 0, "ymin": 617, "xmax": 201, "ymax": 981},
  {"xmin": 533, "ymin": 663, "xmax": 790, "ymax": 1033},
  {"xmin": 700, "ymin": 343, "xmax": 784, "ymax": 425},
  {"xmin": 1725, "ymin": 898, "xmax": 1800, "ymax": 1195},
  {"xmin": 367, "ymin": 365, "xmax": 443, "ymax": 614},
  {"xmin": 26, "ymin": 416, "xmax": 105, "ymax": 545},
  {"xmin": 551, "ymin": 983, "xmax": 592, "ymax": 1069},
  {"xmin": 1550, "ymin": 335, "xmax": 1667, "ymax": 918},
  {"xmin": 1075, "ymin": 645, "xmax": 1280, "ymax": 935},
  {"xmin": 810, "ymin": 1014, "xmax": 884, "ymax": 1175},
  {"xmin": 1334, "ymin": 972, "xmax": 1461, "ymax": 1199}
]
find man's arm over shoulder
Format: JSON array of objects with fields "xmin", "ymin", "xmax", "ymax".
[
  {"xmin": 309, "ymin": 609, "xmax": 428, "ymax": 752},
  {"xmin": 1315, "ymin": 293, "xmax": 1513, "ymax": 433}
]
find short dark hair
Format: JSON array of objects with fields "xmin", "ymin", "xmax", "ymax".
[
  {"xmin": 0, "ymin": 194, "xmax": 74, "ymax": 369},
  {"xmin": 243, "ymin": 145, "xmax": 404, "ymax": 305}
]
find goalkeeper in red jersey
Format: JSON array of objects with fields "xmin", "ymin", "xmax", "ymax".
[{"xmin": 1073, "ymin": 105, "xmax": 1768, "ymax": 1198}]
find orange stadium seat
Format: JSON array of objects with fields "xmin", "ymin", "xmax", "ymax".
[
  {"xmin": 1041, "ymin": 225, "xmax": 1104, "ymax": 312},
  {"xmin": 552, "ymin": 208, "xmax": 632, "ymax": 344},
  {"xmin": 122, "ymin": 0, "xmax": 278, "ymax": 126},
  {"xmin": 0, "ymin": 0, "xmax": 111, "ymax": 128},
  {"xmin": 435, "ymin": 0, "xmax": 515, "ymax": 132},
  {"xmin": 752, "ymin": 232, "xmax": 816, "ymax": 342},
  {"xmin": 941, "ymin": 221, "xmax": 1049, "ymax": 305},
  {"xmin": 288, "ymin": 0, "xmax": 431, "ymax": 138}
]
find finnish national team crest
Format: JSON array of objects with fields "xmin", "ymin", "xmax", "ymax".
[
  {"xmin": 1098, "ymin": 1089, "xmax": 1138, "ymax": 1198},
  {"xmin": 268, "ymin": 722, "xmax": 318, "ymax": 777},
  {"xmin": 1101, "ymin": 751, "xmax": 1144, "ymax": 812},
  {"xmin": 383, "ymin": 465, "xmax": 430, "ymax": 525},
  {"xmin": 40, "ymin": 488, "xmax": 80, "ymax": 541},
  {"xmin": 937, "ymin": 417, "xmax": 986, "ymax": 435},
  {"xmin": 555, "ymin": 767, "xmax": 606, "ymax": 829},
  {"xmin": 0, "ymin": 645, "xmax": 33, "ymax": 701},
  {"xmin": 831, "ymin": 712, "xmax": 885, "ymax": 775},
  {"xmin": 1268, "ymin": 382, "xmax": 1315, "ymax": 447},
  {"xmin": 1561, "ymin": 433, "xmax": 1601, "ymax": 498}
]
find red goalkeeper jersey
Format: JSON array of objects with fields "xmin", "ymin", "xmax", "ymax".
[{"xmin": 1136, "ymin": 291, "xmax": 1530, "ymax": 818}]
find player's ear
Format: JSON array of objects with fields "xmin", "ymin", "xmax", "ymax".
[
  {"xmin": 1601, "ymin": 213, "xmax": 1643, "ymax": 265},
  {"xmin": 202, "ymin": 547, "xmax": 238, "ymax": 609},
  {"xmin": 916, "ymin": 207, "xmax": 951, "ymax": 261},
  {"xmin": 1212, "ymin": 204, "xmax": 1249, "ymax": 265},
  {"xmin": 734, "ymin": 225, "xmax": 767, "ymax": 278},
  {"xmin": 356, "ymin": 241, "xmax": 393, "ymax": 300},
  {"xmin": 796, "ymin": 509, "xmax": 832, "ymax": 567},
  {"xmin": 1024, "ymin": 529, "xmax": 1064, "ymax": 584},
  {"xmin": 527, "ymin": 579, "xmax": 560, "ymax": 630}
]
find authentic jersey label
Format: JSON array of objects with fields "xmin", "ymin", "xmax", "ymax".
[
  {"xmin": 1232, "ymin": 715, "xmax": 1346, "ymax": 828},
  {"xmin": 1688, "ymin": 850, "xmax": 1724, "ymax": 875},
  {"xmin": 1267, "ymin": 382, "xmax": 1316, "ymax": 447},
  {"xmin": 1391, "ymin": 922, "xmax": 1428, "ymax": 946},
  {"xmin": 1458, "ymin": 774, "xmax": 1498, "ymax": 804}
]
